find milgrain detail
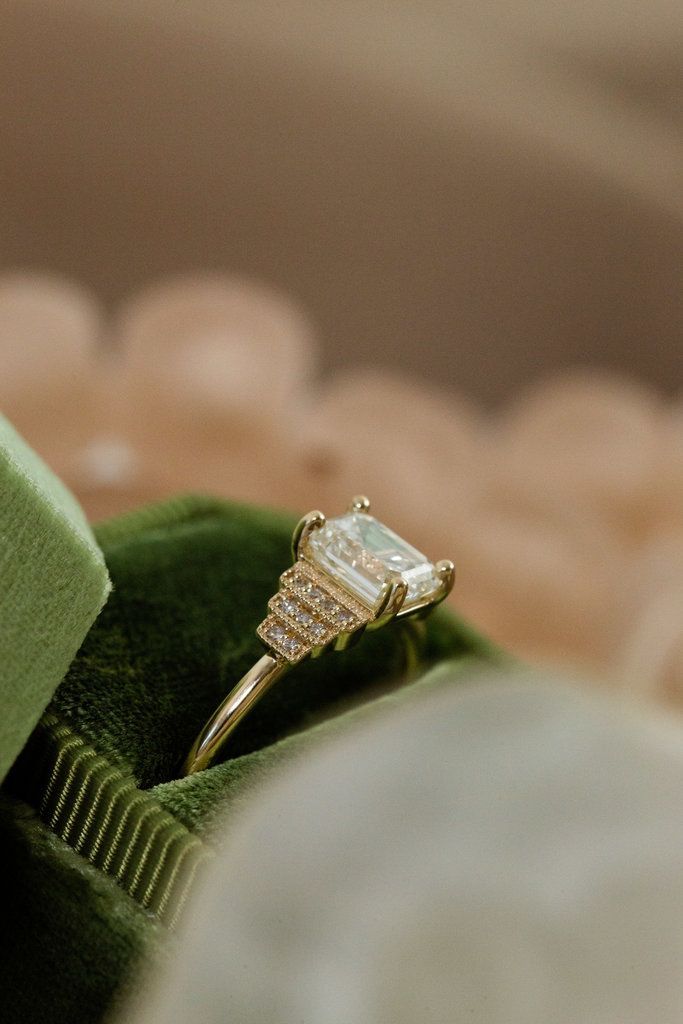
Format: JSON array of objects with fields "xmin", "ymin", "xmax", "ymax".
[
  {"xmin": 257, "ymin": 559, "xmax": 372, "ymax": 664},
  {"xmin": 8, "ymin": 712, "xmax": 212, "ymax": 925}
]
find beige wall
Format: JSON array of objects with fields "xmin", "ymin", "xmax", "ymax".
[{"xmin": 1, "ymin": 0, "xmax": 681, "ymax": 401}]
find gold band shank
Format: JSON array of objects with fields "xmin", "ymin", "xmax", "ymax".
[{"xmin": 182, "ymin": 654, "xmax": 288, "ymax": 775}]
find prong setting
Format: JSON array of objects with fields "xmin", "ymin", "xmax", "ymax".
[
  {"xmin": 348, "ymin": 495, "xmax": 371, "ymax": 514},
  {"xmin": 393, "ymin": 558, "xmax": 456, "ymax": 619},
  {"xmin": 435, "ymin": 559, "xmax": 456, "ymax": 602},
  {"xmin": 269, "ymin": 500, "xmax": 454, "ymax": 660},
  {"xmin": 368, "ymin": 573, "xmax": 408, "ymax": 631},
  {"xmin": 291, "ymin": 509, "xmax": 326, "ymax": 561}
]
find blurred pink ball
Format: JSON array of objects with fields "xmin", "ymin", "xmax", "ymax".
[{"xmin": 0, "ymin": 274, "xmax": 103, "ymax": 470}]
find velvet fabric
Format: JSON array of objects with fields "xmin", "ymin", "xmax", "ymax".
[
  {"xmin": 1, "ymin": 495, "xmax": 498, "ymax": 1024},
  {"xmin": 0, "ymin": 413, "xmax": 110, "ymax": 782}
]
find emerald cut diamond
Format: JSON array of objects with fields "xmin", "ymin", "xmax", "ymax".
[{"xmin": 302, "ymin": 512, "xmax": 441, "ymax": 612}]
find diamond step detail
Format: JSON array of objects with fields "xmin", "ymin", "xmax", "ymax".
[
  {"xmin": 257, "ymin": 560, "xmax": 372, "ymax": 663},
  {"xmin": 259, "ymin": 620, "xmax": 306, "ymax": 662}
]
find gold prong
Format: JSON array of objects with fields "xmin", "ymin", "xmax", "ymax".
[
  {"xmin": 291, "ymin": 509, "xmax": 326, "ymax": 560},
  {"xmin": 435, "ymin": 559, "xmax": 456, "ymax": 602},
  {"xmin": 368, "ymin": 574, "xmax": 408, "ymax": 631},
  {"xmin": 393, "ymin": 560, "xmax": 456, "ymax": 621},
  {"xmin": 348, "ymin": 495, "xmax": 371, "ymax": 514}
]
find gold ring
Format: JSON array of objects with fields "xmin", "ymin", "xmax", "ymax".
[{"xmin": 181, "ymin": 496, "xmax": 455, "ymax": 775}]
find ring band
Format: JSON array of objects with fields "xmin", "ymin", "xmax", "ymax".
[{"xmin": 181, "ymin": 496, "xmax": 455, "ymax": 775}]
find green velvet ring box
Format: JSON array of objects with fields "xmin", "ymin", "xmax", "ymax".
[{"xmin": 1, "ymin": 494, "xmax": 497, "ymax": 1024}]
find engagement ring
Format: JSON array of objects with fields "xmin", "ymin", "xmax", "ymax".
[{"xmin": 182, "ymin": 496, "xmax": 455, "ymax": 774}]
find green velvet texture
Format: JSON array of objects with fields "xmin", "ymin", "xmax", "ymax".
[
  {"xmin": 1, "ymin": 495, "xmax": 498, "ymax": 1024},
  {"xmin": 153, "ymin": 655, "xmax": 488, "ymax": 834},
  {"xmin": 0, "ymin": 793, "xmax": 163, "ymax": 1024},
  {"xmin": 0, "ymin": 414, "xmax": 111, "ymax": 782}
]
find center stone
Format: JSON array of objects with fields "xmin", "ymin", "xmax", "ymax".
[{"xmin": 302, "ymin": 512, "xmax": 441, "ymax": 612}]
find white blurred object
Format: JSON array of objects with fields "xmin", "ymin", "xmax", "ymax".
[
  {"xmin": 0, "ymin": 274, "xmax": 103, "ymax": 465},
  {"xmin": 116, "ymin": 275, "xmax": 315, "ymax": 500},
  {"xmin": 494, "ymin": 374, "xmax": 666, "ymax": 531},
  {"xmin": 75, "ymin": 435, "xmax": 139, "ymax": 488},
  {"xmin": 124, "ymin": 673, "xmax": 683, "ymax": 1024},
  {"xmin": 118, "ymin": 275, "xmax": 315, "ymax": 424},
  {"xmin": 308, "ymin": 369, "xmax": 482, "ymax": 538}
]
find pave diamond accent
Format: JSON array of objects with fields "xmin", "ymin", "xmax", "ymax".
[
  {"xmin": 260, "ymin": 622, "xmax": 304, "ymax": 660},
  {"xmin": 302, "ymin": 512, "xmax": 441, "ymax": 612},
  {"xmin": 271, "ymin": 594, "xmax": 327, "ymax": 642},
  {"xmin": 283, "ymin": 563, "xmax": 368, "ymax": 625},
  {"xmin": 257, "ymin": 560, "xmax": 371, "ymax": 664}
]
